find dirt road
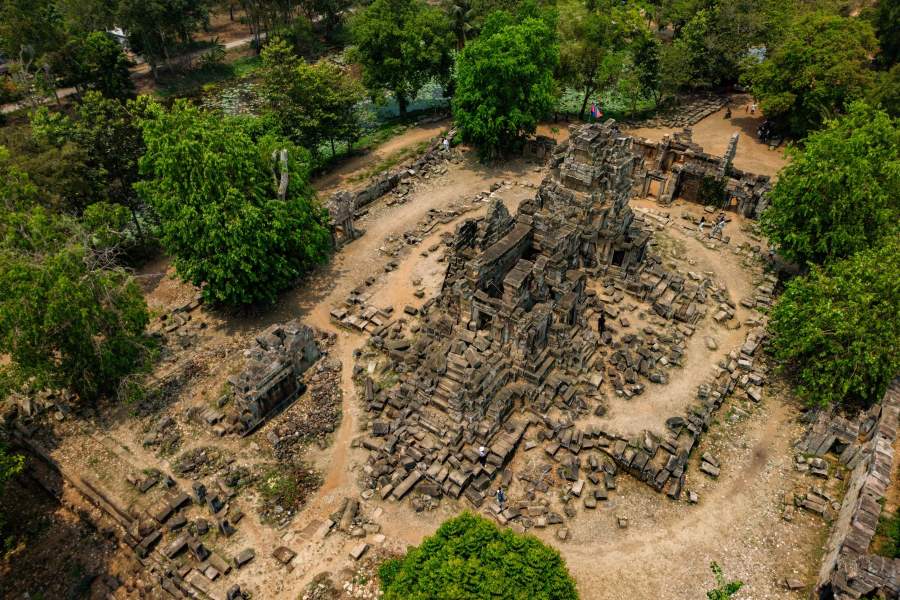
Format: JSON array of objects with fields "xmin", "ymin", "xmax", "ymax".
[{"xmin": 311, "ymin": 119, "xmax": 451, "ymax": 196}]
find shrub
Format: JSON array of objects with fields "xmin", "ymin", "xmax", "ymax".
[{"xmin": 379, "ymin": 512, "xmax": 579, "ymax": 600}]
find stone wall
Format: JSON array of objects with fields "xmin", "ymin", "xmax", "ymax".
[
  {"xmin": 816, "ymin": 378, "xmax": 900, "ymax": 599},
  {"xmin": 340, "ymin": 128, "xmax": 455, "ymax": 213}
]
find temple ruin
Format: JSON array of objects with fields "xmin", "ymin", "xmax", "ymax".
[
  {"xmin": 220, "ymin": 321, "xmax": 320, "ymax": 435},
  {"xmin": 357, "ymin": 121, "xmax": 771, "ymax": 511},
  {"xmin": 631, "ymin": 127, "xmax": 771, "ymax": 218}
]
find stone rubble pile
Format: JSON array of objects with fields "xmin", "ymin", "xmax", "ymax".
[{"xmin": 622, "ymin": 94, "xmax": 728, "ymax": 129}]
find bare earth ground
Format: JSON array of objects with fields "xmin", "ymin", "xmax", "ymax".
[{"xmin": 7, "ymin": 112, "xmax": 832, "ymax": 600}]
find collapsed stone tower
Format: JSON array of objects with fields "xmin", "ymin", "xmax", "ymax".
[{"xmin": 363, "ymin": 122, "xmax": 655, "ymax": 503}]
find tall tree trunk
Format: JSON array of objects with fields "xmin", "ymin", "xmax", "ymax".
[
  {"xmin": 579, "ymin": 88, "xmax": 593, "ymax": 120},
  {"xmin": 130, "ymin": 205, "xmax": 145, "ymax": 243}
]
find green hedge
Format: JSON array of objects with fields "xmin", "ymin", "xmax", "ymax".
[{"xmin": 379, "ymin": 512, "xmax": 579, "ymax": 600}]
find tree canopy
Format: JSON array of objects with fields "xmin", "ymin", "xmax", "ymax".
[
  {"xmin": 745, "ymin": 12, "xmax": 879, "ymax": 137},
  {"xmin": 453, "ymin": 11, "xmax": 558, "ymax": 160},
  {"xmin": 74, "ymin": 31, "xmax": 135, "ymax": 100},
  {"xmin": 768, "ymin": 234, "xmax": 900, "ymax": 409},
  {"xmin": 0, "ymin": 180, "xmax": 152, "ymax": 401},
  {"xmin": 379, "ymin": 512, "xmax": 579, "ymax": 600},
  {"xmin": 760, "ymin": 103, "xmax": 899, "ymax": 267},
  {"xmin": 136, "ymin": 101, "xmax": 332, "ymax": 306},
  {"xmin": 350, "ymin": 0, "xmax": 454, "ymax": 115},
  {"xmin": 259, "ymin": 38, "xmax": 364, "ymax": 159}
]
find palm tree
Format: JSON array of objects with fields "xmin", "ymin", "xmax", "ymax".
[{"xmin": 447, "ymin": 0, "xmax": 474, "ymax": 50}]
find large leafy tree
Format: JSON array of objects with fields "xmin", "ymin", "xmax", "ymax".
[
  {"xmin": 761, "ymin": 103, "xmax": 899, "ymax": 267},
  {"xmin": 745, "ymin": 12, "xmax": 878, "ymax": 137},
  {"xmin": 259, "ymin": 38, "xmax": 365, "ymax": 158},
  {"xmin": 75, "ymin": 32, "xmax": 136, "ymax": 100},
  {"xmin": 379, "ymin": 513, "xmax": 579, "ymax": 600},
  {"xmin": 136, "ymin": 101, "xmax": 332, "ymax": 306},
  {"xmin": 453, "ymin": 11, "xmax": 558, "ymax": 160},
  {"xmin": 350, "ymin": 0, "xmax": 454, "ymax": 115},
  {"xmin": 0, "ymin": 164, "xmax": 152, "ymax": 400},
  {"xmin": 769, "ymin": 235, "xmax": 900, "ymax": 409}
]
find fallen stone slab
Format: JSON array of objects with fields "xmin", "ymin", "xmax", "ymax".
[{"xmin": 349, "ymin": 543, "xmax": 369, "ymax": 561}]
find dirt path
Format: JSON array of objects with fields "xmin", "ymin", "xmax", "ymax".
[
  {"xmin": 590, "ymin": 199, "xmax": 758, "ymax": 437},
  {"xmin": 312, "ymin": 119, "xmax": 451, "ymax": 195}
]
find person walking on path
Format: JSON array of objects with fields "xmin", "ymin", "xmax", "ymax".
[
  {"xmin": 478, "ymin": 446, "xmax": 487, "ymax": 466},
  {"xmin": 597, "ymin": 311, "xmax": 606, "ymax": 336},
  {"xmin": 698, "ymin": 216, "xmax": 706, "ymax": 236},
  {"xmin": 496, "ymin": 487, "xmax": 506, "ymax": 510}
]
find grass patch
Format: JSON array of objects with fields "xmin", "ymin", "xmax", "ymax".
[
  {"xmin": 875, "ymin": 507, "xmax": 900, "ymax": 558},
  {"xmin": 257, "ymin": 464, "xmax": 321, "ymax": 517}
]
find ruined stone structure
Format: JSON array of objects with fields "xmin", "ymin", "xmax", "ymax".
[
  {"xmin": 224, "ymin": 321, "xmax": 320, "ymax": 435},
  {"xmin": 631, "ymin": 127, "xmax": 771, "ymax": 218},
  {"xmin": 327, "ymin": 191, "xmax": 359, "ymax": 246},
  {"xmin": 358, "ymin": 122, "xmax": 770, "ymax": 510},
  {"xmin": 815, "ymin": 378, "xmax": 900, "ymax": 599}
]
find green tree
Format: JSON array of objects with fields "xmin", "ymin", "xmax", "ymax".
[
  {"xmin": 0, "ymin": 0, "xmax": 67, "ymax": 61},
  {"xmin": 745, "ymin": 12, "xmax": 878, "ymax": 137},
  {"xmin": 0, "ymin": 199, "xmax": 152, "ymax": 401},
  {"xmin": 633, "ymin": 33, "xmax": 661, "ymax": 105},
  {"xmin": 379, "ymin": 512, "xmax": 579, "ymax": 600},
  {"xmin": 871, "ymin": 0, "xmax": 899, "ymax": 68},
  {"xmin": 453, "ymin": 12, "xmax": 558, "ymax": 159},
  {"xmin": 75, "ymin": 32, "xmax": 136, "ymax": 100},
  {"xmin": 658, "ymin": 41, "xmax": 692, "ymax": 99},
  {"xmin": 868, "ymin": 64, "xmax": 900, "ymax": 117},
  {"xmin": 136, "ymin": 101, "xmax": 332, "ymax": 306},
  {"xmin": 761, "ymin": 103, "xmax": 899, "ymax": 267},
  {"xmin": 706, "ymin": 562, "xmax": 743, "ymax": 599},
  {"xmin": 32, "ymin": 93, "xmax": 151, "ymax": 244},
  {"xmin": 350, "ymin": 0, "xmax": 454, "ymax": 115},
  {"xmin": 558, "ymin": 1, "xmax": 624, "ymax": 120},
  {"xmin": 769, "ymin": 235, "xmax": 900, "ymax": 409},
  {"xmin": 117, "ymin": 0, "xmax": 209, "ymax": 79},
  {"xmin": 0, "ymin": 123, "xmax": 103, "ymax": 215},
  {"xmin": 260, "ymin": 38, "xmax": 365, "ymax": 158},
  {"xmin": 446, "ymin": 0, "xmax": 475, "ymax": 49}
]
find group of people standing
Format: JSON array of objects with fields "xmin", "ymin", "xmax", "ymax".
[{"xmin": 698, "ymin": 212, "xmax": 728, "ymax": 239}]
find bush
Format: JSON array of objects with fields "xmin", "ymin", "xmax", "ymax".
[{"xmin": 379, "ymin": 512, "xmax": 579, "ymax": 600}]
